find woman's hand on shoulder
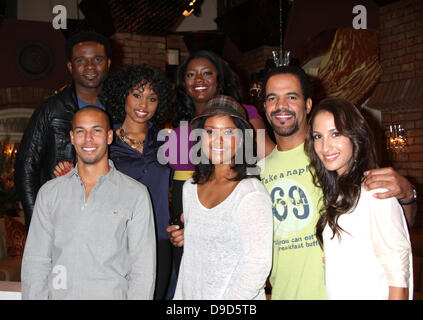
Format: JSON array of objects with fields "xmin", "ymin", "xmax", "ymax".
[{"xmin": 53, "ymin": 161, "xmax": 74, "ymax": 177}]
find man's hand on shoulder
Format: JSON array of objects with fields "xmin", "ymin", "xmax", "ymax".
[
  {"xmin": 363, "ymin": 167, "xmax": 413, "ymax": 202},
  {"xmin": 364, "ymin": 167, "xmax": 417, "ymax": 227}
]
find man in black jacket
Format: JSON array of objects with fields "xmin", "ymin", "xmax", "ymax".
[{"xmin": 14, "ymin": 32, "xmax": 111, "ymax": 233}]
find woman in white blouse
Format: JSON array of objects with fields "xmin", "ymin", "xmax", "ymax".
[
  {"xmin": 306, "ymin": 97, "xmax": 413, "ymax": 300},
  {"xmin": 173, "ymin": 95, "xmax": 273, "ymax": 300}
]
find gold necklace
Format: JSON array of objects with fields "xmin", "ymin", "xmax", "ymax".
[{"xmin": 118, "ymin": 127, "xmax": 144, "ymax": 150}]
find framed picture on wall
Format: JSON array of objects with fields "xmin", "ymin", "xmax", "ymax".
[{"xmin": 167, "ymin": 48, "xmax": 180, "ymax": 66}]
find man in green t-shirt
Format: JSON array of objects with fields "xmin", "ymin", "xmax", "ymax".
[{"xmin": 259, "ymin": 66, "xmax": 417, "ymax": 300}]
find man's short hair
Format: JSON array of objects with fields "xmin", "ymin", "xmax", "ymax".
[
  {"xmin": 65, "ymin": 31, "xmax": 111, "ymax": 61},
  {"xmin": 72, "ymin": 106, "xmax": 111, "ymax": 131},
  {"xmin": 261, "ymin": 66, "xmax": 311, "ymax": 103}
]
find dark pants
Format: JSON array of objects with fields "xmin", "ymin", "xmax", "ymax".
[
  {"xmin": 165, "ymin": 179, "xmax": 185, "ymax": 298},
  {"xmin": 154, "ymin": 239, "xmax": 172, "ymax": 300},
  {"xmin": 171, "ymin": 179, "xmax": 184, "ymax": 275}
]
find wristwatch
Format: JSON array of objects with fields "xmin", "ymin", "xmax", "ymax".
[{"xmin": 399, "ymin": 186, "xmax": 417, "ymax": 205}]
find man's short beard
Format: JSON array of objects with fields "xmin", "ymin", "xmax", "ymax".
[
  {"xmin": 77, "ymin": 154, "xmax": 103, "ymax": 165},
  {"xmin": 79, "ymin": 157, "xmax": 99, "ymax": 165},
  {"xmin": 272, "ymin": 121, "xmax": 299, "ymax": 137}
]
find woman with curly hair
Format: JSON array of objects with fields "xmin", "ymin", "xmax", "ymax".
[
  {"xmin": 306, "ymin": 97, "xmax": 412, "ymax": 299},
  {"xmin": 166, "ymin": 51, "xmax": 274, "ymax": 291},
  {"xmin": 104, "ymin": 64, "xmax": 172, "ymax": 300},
  {"xmin": 173, "ymin": 95, "xmax": 273, "ymax": 299},
  {"xmin": 54, "ymin": 64, "xmax": 173, "ymax": 300}
]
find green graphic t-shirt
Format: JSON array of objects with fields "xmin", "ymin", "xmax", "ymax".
[{"xmin": 258, "ymin": 143, "xmax": 326, "ymax": 300}]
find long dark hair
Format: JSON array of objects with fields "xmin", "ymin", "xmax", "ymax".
[
  {"xmin": 305, "ymin": 97, "xmax": 377, "ymax": 247},
  {"xmin": 172, "ymin": 50, "xmax": 242, "ymax": 127},
  {"xmin": 100, "ymin": 64, "xmax": 172, "ymax": 125},
  {"xmin": 191, "ymin": 116, "xmax": 259, "ymax": 184}
]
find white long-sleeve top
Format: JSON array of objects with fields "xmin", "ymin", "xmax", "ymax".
[
  {"xmin": 323, "ymin": 187, "xmax": 413, "ymax": 300},
  {"xmin": 174, "ymin": 177, "xmax": 273, "ymax": 300}
]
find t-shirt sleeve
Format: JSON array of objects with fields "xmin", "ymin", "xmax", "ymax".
[
  {"xmin": 368, "ymin": 192, "xmax": 412, "ymax": 289},
  {"xmin": 223, "ymin": 188, "xmax": 273, "ymax": 299}
]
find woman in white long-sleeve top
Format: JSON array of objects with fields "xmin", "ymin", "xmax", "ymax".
[
  {"xmin": 173, "ymin": 95, "xmax": 273, "ymax": 300},
  {"xmin": 306, "ymin": 97, "xmax": 413, "ymax": 300}
]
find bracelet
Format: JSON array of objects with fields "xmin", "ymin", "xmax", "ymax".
[{"xmin": 399, "ymin": 186, "xmax": 417, "ymax": 205}]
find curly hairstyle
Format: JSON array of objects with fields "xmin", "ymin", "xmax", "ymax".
[
  {"xmin": 191, "ymin": 115, "xmax": 259, "ymax": 184},
  {"xmin": 305, "ymin": 97, "xmax": 377, "ymax": 247},
  {"xmin": 172, "ymin": 50, "xmax": 242, "ymax": 127},
  {"xmin": 99, "ymin": 64, "xmax": 172, "ymax": 125}
]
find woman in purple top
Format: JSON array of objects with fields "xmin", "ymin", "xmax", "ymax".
[{"xmin": 165, "ymin": 50, "xmax": 275, "ymax": 297}]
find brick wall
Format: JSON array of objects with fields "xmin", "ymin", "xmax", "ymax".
[
  {"xmin": 110, "ymin": 33, "xmax": 167, "ymax": 70},
  {"xmin": 235, "ymin": 45, "xmax": 279, "ymax": 81},
  {"xmin": 379, "ymin": 0, "xmax": 423, "ymax": 82},
  {"xmin": 110, "ymin": 33, "xmax": 191, "ymax": 78},
  {"xmin": 377, "ymin": 0, "xmax": 423, "ymax": 229}
]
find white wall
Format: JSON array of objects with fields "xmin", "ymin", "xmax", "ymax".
[
  {"xmin": 176, "ymin": 0, "xmax": 218, "ymax": 32},
  {"xmin": 17, "ymin": 0, "xmax": 84, "ymax": 22}
]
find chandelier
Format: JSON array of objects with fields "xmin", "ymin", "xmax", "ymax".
[
  {"xmin": 272, "ymin": 0, "xmax": 290, "ymax": 67},
  {"xmin": 249, "ymin": 0, "xmax": 290, "ymax": 99},
  {"xmin": 387, "ymin": 124, "xmax": 408, "ymax": 153}
]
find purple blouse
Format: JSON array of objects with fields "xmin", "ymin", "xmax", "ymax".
[{"xmin": 166, "ymin": 104, "xmax": 262, "ymax": 172}]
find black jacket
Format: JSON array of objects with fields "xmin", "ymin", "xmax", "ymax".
[{"xmin": 14, "ymin": 84, "xmax": 79, "ymax": 232}]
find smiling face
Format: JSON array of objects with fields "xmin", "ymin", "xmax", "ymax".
[
  {"xmin": 67, "ymin": 41, "xmax": 110, "ymax": 90},
  {"xmin": 312, "ymin": 111, "xmax": 354, "ymax": 176},
  {"xmin": 185, "ymin": 57, "xmax": 219, "ymax": 106},
  {"xmin": 201, "ymin": 115, "xmax": 241, "ymax": 165},
  {"xmin": 124, "ymin": 82, "xmax": 158, "ymax": 125},
  {"xmin": 264, "ymin": 73, "xmax": 311, "ymax": 139},
  {"xmin": 70, "ymin": 108, "xmax": 113, "ymax": 166}
]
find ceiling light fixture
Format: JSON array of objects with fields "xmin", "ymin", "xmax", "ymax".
[
  {"xmin": 182, "ymin": 0, "xmax": 203, "ymax": 17},
  {"xmin": 272, "ymin": 0, "xmax": 290, "ymax": 67}
]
